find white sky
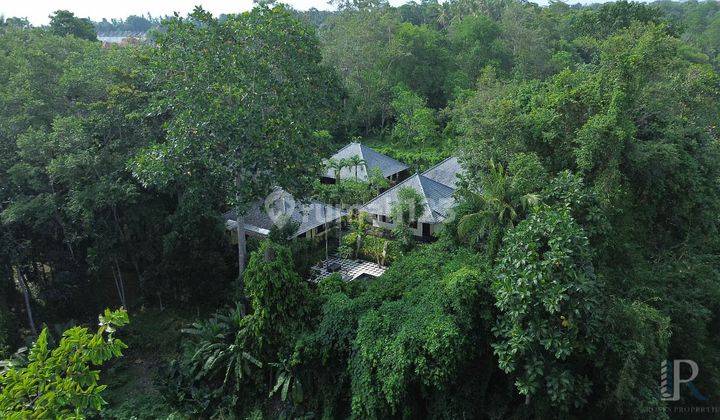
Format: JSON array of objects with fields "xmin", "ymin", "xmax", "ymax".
[{"xmin": 2, "ymin": 0, "xmax": 628, "ymax": 26}]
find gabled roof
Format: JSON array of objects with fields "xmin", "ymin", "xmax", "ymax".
[
  {"xmin": 421, "ymin": 156, "xmax": 464, "ymax": 189},
  {"xmin": 224, "ymin": 193, "xmax": 345, "ymax": 238},
  {"xmin": 324, "ymin": 142, "xmax": 409, "ymax": 181},
  {"xmin": 361, "ymin": 173, "xmax": 455, "ymax": 224}
]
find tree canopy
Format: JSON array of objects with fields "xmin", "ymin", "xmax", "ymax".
[{"xmin": 2, "ymin": 1, "xmax": 720, "ymax": 418}]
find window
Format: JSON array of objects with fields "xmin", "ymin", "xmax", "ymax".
[{"xmin": 379, "ymin": 215, "xmax": 394, "ymax": 224}]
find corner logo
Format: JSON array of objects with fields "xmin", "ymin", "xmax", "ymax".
[{"xmin": 661, "ymin": 360, "xmax": 708, "ymax": 401}]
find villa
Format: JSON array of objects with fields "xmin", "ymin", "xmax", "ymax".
[
  {"xmin": 223, "ymin": 153, "xmax": 463, "ymax": 246},
  {"xmin": 321, "ymin": 142, "xmax": 409, "ymax": 184},
  {"xmin": 361, "ymin": 157, "xmax": 464, "ymax": 239},
  {"xmin": 224, "ymin": 191, "xmax": 345, "ymax": 241}
]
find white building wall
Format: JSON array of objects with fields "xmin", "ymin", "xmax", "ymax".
[{"xmin": 368, "ymin": 214, "xmax": 439, "ymax": 238}]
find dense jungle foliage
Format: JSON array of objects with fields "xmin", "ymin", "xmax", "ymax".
[{"xmin": 1, "ymin": 0, "xmax": 720, "ymax": 418}]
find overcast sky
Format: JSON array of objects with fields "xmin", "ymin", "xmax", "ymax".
[{"xmin": 2, "ymin": 0, "xmax": 636, "ymax": 26}]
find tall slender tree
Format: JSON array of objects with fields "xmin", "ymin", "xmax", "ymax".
[{"xmin": 348, "ymin": 155, "xmax": 366, "ymax": 180}]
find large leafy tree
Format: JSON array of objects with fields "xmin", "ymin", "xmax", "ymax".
[
  {"xmin": 134, "ymin": 6, "xmax": 342, "ymax": 293},
  {"xmin": 319, "ymin": 6, "xmax": 398, "ymax": 134},
  {"xmin": 446, "ymin": 14, "xmax": 508, "ymax": 91},
  {"xmin": 453, "ymin": 21, "xmax": 720, "ymax": 414},
  {"xmin": 49, "ymin": 10, "xmax": 98, "ymax": 42},
  {"xmin": 389, "ymin": 85, "xmax": 439, "ymax": 146},
  {"xmin": 0, "ymin": 28, "xmax": 101, "ymax": 328},
  {"xmin": 244, "ymin": 241, "xmax": 312, "ymax": 357},
  {"xmin": 346, "ymin": 243, "xmax": 498, "ymax": 418},
  {"xmin": 492, "ymin": 206, "xmax": 600, "ymax": 410},
  {"xmin": 0, "ymin": 23, "xmax": 228, "ymax": 336},
  {"xmin": 388, "ymin": 22, "xmax": 450, "ymax": 108}
]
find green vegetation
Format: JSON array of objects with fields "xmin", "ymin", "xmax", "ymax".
[
  {"xmin": 49, "ymin": 10, "xmax": 97, "ymax": 41},
  {"xmin": 2, "ymin": 1, "xmax": 720, "ymax": 418},
  {"xmin": 132, "ymin": 6, "xmax": 341, "ymax": 287},
  {"xmin": 0, "ymin": 309, "xmax": 128, "ymax": 418}
]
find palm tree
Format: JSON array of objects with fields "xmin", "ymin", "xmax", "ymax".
[
  {"xmin": 350, "ymin": 212, "xmax": 369, "ymax": 259},
  {"xmin": 326, "ymin": 158, "xmax": 350, "ymax": 251},
  {"xmin": 347, "ymin": 155, "xmax": 366, "ymax": 181},
  {"xmin": 327, "ymin": 158, "xmax": 348, "ymax": 182},
  {"xmin": 456, "ymin": 160, "xmax": 539, "ymax": 255}
]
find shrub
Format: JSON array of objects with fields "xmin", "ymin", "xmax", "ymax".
[
  {"xmin": 0, "ymin": 309, "xmax": 129, "ymax": 418},
  {"xmin": 342, "ymin": 232, "xmax": 402, "ymax": 265}
]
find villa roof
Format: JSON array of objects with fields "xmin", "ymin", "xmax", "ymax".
[
  {"xmin": 324, "ymin": 142, "xmax": 409, "ymax": 181},
  {"xmin": 224, "ymin": 192, "xmax": 345, "ymax": 238},
  {"xmin": 361, "ymin": 173, "xmax": 455, "ymax": 224},
  {"xmin": 421, "ymin": 156, "xmax": 464, "ymax": 189}
]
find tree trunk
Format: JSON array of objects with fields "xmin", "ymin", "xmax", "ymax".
[
  {"xmin": 112, "ymin": 257, "xmax": 127, "ymax": 309},
  {"xmin": 17, "ymin": 268, "xmax": 37, "ymax": 337},
  {"xmin": 235, "ymin": 210, "xmax": 248, "ymax": 316},
  {"xmin": 110, "ymin": 264, "xmax": 123, "ymax": 306},
  {"xmin": 110, "ymin": 203, "xmax": 144, "ymax": 292},
  {"xmin": 235, "ymin": 211, "xmax": 246, "ymax": 282},
  {"xmin": 234, "ymin": 173, "xmax": 247, "ymax": 288},
  {"xmin": 324, "ymin": 207, "xmax": 329, "ymax": 262},
  {"xmin": 338, "ymin": 200, "xmax": 343, "ymax": 252},
  {"xmin": 49, "ymin": 180, "xmax": 76, "ymax": 262},
  {"xmin": 381, "ymin": 241, "xmax": 388, "ymax": 267},
  {"xmin": 356, "ymin": 235, "xmax": 362, "ymax": 260},
  {"xmin": 111, "ymin": 266, "xmax": 123, "ymax": 308}
]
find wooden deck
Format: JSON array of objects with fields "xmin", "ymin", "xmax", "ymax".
[{"xmin": 310, "ymin": 257, "xmax": 387, "ymax": 283}]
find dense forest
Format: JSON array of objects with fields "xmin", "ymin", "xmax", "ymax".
[{"xmin": 1, "ymin": 0, "xmax": 720, "ymax": 418}]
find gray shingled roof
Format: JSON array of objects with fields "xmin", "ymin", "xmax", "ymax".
[
  {"xmin": 324, "ymin": 142, "xmax": 409, "ymax": 181},
  {"xmin": 421, "ymin": 156, "xmax": 463, "ymax": 189},
  {"xmin": 224, "ymin": 193, "xmax": 345, "ymax": 237},
  {"xmin": 361, "ymin": 173, "xmax": 455, "ymax": 224}
]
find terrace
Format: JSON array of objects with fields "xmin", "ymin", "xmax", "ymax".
[{"xmin": 309, "ymin": 256, "xmax": 387, "ymax": 283}]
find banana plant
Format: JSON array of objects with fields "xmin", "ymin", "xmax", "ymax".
[{"xmin": 269, "ymin": 357, "xmax": 303, "ymax": 404}]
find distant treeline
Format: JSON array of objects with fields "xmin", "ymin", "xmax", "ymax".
[
  {"xmin": 90, "ymin": 9, "xmax": 337, "ymax": 35},
  {"xmin": 93, "ymin": 14, "xmax": 165, "ymax": 34}
]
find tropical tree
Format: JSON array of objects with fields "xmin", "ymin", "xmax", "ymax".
[
  {"xmin": 368, "ymin": 166, "xmax": 389, "ymax": 194},
  {"xmin": 347, "ymin": 155, "xmax": 366, "ymax": 180},
  {"xmin": 390, "ymin": 186, "xmax": 424, "ymax": 250},
  {"xmin": 390, "ymin": 187, "xmax": 424, "ymax": 227},
  {"xmin": 492, "ymin": 206, "xmax": 600, "ymax": 410},
  {"xmin": 389, "ymin": 84, "xmax": 439, "ymax": 146},
  {"xmin": 0, "ymin": 309, "xmax": 129, "ymax": 418},
  {"xmin": 133, "ymin": 6, "xmax": 341, "ymax": 297},
  {"xmin": 447, "ymin": 14, "xmax": 509, "ymax": 91},
  {"xmin": 327, "ymin": 158, "xmax": 349, "ymax": 181},
  {"xmin": 169, "ymin": 303, "xmax": 261, "ymax": 417},
  {"xmin": 319, "ymin": 6, "xmax": 398, "ymax": 134},
  {"xmin": 0, "ymin": 17, "xmax": 30, "ymax": 29},
  {"xmin": 349, "ymin": 211, "xmax": 370, "ymax": 258},
  {"xmin": 388, "ymin": 22, "xmax": 450, "ymax": 108},
  {"xmin": 455, "ymin": 158, "xmax": 541, "ymax": 256},
  {"xmin": 49, "ymin": 10, "xmax": 97, "ymax": 41}
]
